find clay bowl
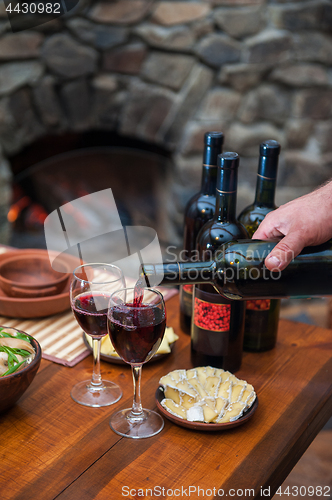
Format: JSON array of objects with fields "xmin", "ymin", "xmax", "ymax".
[
  {"xmin": 0, "ymin": 253, "xmax": 70, "ymax": 298},
  {"xmin": 0, "ymin": 327, "xmax": 42, "ymax": 413}
]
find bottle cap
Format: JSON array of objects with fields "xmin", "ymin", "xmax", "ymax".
[
  {"xmin": 260, "ymin": 140, "xmax": 281, "ymax": 157},
  {"xmin": 204, "ymin": 132, "xmax": 224, "ymax": 147},
  {"xmin": 218, "ymin": 152, "xmax": 239, "ymax": 169}
]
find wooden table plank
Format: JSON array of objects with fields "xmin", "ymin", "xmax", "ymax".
[{"xmin": 0, "ymin": 296, "xmax": 331, "ymax": 500}]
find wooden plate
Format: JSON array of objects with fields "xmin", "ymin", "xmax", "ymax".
[
  {"xmin": 0, "ymin": 249, "xmax": 77, "ymax": 318},
  {"xmin": 155, "ymin": 386, "xmax": 258, "ymax": 431},
  {"xmin": 83, "ymin": 333, "xmax": 174, "ymax": 365}
]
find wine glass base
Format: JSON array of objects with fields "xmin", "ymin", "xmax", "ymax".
[
  {"xmin": 110, "ymin": 408, "xmax": 164, "ymax": 439},
  {"xmin": 71, "ymin": 380, "xmax": 122, "ymax": 407}
]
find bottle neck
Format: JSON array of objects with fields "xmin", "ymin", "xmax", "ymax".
[
  {"xmin": 200, "ymin": 144, "xmax": 221, "ymax": 195},
  {"xmin": 214, "ymin": 168, "xmax": 237, "ymax": 222},
  {"xmin": 201, "ymin": 166, "xmax": 217, "ymax": 195},
  {"xmin": 255, "ymin": 155, "xmax": 278, "ymax": 207},
  {"xmin": 254, "ymin": 176, "xmax": 277, "ymax": 207},
  {"xmin": 140, "ymin": 262, "xmax": 216, "ymax": 288}
]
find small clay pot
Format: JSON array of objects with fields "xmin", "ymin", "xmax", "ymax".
[{"xmin": 0, "ymin": 254, "xmax": 70, "ymax": 298}]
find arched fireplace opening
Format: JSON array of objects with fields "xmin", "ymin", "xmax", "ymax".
[{"xmin": 7, "ymin": 130, "xmax": 175, "ymax": 254}]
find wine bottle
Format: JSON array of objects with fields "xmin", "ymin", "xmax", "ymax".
[
  {"xmin": 192, "ymin": 152, "xmax": 248, "ymax": 372},
  {"xmin": 180, "ymin": 131, "xmax": 224, "ymax": 334},
  {"xmin": 238, "ymin": 140, "xmax": 281, "ymax": 352},
  {"xmin": 140, "ymin": 239, "xmax": 332, "ymax": 299}
]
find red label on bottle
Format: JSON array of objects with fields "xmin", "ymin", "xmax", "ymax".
[
  {"xmin": 246, "ymin": 299, "xmax": 271, "ymax": 311},
  {"xmin": 194, "ymin": 297, "xmax": 231, "ymax": 332}
]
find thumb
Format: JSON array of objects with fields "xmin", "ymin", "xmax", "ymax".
[{"xmin": 264, "ymin": 233, "xmax": 305, "ymax": 271}]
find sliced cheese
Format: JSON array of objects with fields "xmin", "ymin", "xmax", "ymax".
[
  {"xmin": 205, "ymin": 366, "xmax": 216, "ymax": 377},
  {"xmin": 188, "ymin": 377, "xmax": 209, "ymax": 399},
  {"xmin": 216, "ymin": 402, "xmax": 246, "ymax": 423},
  {"xmin": 204, "ymin": 397, "xmax": 217, "ymax": 411},
  {"xmin": 230, "ymin": 383, "xmax": 246, "ymax": 403},
  {"xmin": 215, "ymin": 397, "xmax": 228, "ymax": 416},
  {"xmin": 176, "ymin": 380, "xmax": 199, "ymax": 397},
  {"xmin": 196, "ymin": 366, "xmax": 208, "ymax": 386},
  {"xmin": 171, "ymin": 369, "xmax": 187, "ymax": 382},
  {"xmin": 217, "ymin": 379, "xmax": 232, "ymax": 400},
  {"xmin": 157, "ymin": 336, "xmax": 172, "ymax": 354},
  {"xmin": 101, "ymin": 335, "xmax": 118, "ymax": 355},
  {"xmin": 186, "ymin": 368, "xmax": 197, "ymax": 379},
  {"xmin": 205, "ymin": 376, "xmax": 221, "ymax": 398},
  {"xmin": 219, "ymin": 370, "xmax": 231, "ymax": 383},
  {"xmin": 246, "ymin": 383, "xmax": 254, "ymax": 393},
  {"xmin": 187, "ymin": 405, "xmax": 204, "ymax": 422},
  {"xmin": 96, "ymin": 325, "xmax": 178, "ymax": 358},
  {"xmin": 165, "ymin": 326, "xmax": 179, "ymax": 343},
  {"xmin": 181, "ymin": 392, "xmax": 197, "ymax": 410},
  {"xmin": 201, "ymin": 403, "xmax": 218, "ymax": 423},
  {"xmin": 161, "ymin": 399, "xmax": 186, "ymax": 420},
  {"xmin": 164, "ymin": 386, "xmax": 181, "ymax": 405},
  {"xmin": 228, "ymin": 374, "xmax": 240, "ymax": 384},
  {"xmin": 240, "ymin": 383, "xmax": 256, "ymax": 409},
  {"xmin": 159, "ymin": 367, "xmax": 256, "ymax": 425},
  {"xmin": 159, "ymin": 374, "xmax": 177, "ymax": 388},
  {"xmin": 246, "ymin": 392, "xmax": 256, "ymax": 408}
]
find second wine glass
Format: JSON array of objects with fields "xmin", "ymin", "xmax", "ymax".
[
  {"xmin": 70, "ymin": 263, "xmax": 125, "ymax": 407},
  {"xmin": 108, "ymin": 287, "xmax": 166, "ymax": 438}
]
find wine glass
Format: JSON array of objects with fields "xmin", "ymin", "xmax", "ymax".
[
  {"xmin": 70, "ymin": 263, "xmax": 125, "ymax": 407},
  {"xmin": 107, "ymin": 287, "xmax": 166, "ymax": 438}
]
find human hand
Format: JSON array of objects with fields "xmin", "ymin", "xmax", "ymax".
[{"xmin": 253, "ymin": 181, "xmax": 332, "ymax": 271}]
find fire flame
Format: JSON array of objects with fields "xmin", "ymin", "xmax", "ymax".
[{"xmin": 8, "ymin": 195, "xmax": 48, "ymax": 227}]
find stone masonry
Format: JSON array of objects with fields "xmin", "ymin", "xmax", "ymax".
[{"xmin": 0, "ymin": 0, "xmax": 331, "ymax": 245}]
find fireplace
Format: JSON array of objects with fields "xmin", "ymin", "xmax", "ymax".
[
  {"xmin": 8, "ymin": 131, "xmax": 174, "ymax": 253},
  {"xmin": 0, "ymin": 0, "xmax": 331, "ymax": 250}
]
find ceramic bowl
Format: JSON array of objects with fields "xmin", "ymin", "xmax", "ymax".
[
  {"xmin": 0, "ymin": 253, "xmax": 70, "ymax": 298},
  {"xmin": 0, "ymin": 327, "xmax": 42, "ymax": 413}
]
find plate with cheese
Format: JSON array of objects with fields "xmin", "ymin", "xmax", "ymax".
[
  {"xmin": 83, "ymin": 326, "xmax": 179, "ymax": 364},
  {"xmin": 156, "ymin": 366, "xmax": 258, "ymax": 430}
]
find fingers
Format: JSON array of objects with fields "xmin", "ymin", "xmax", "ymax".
[
  {"xmin": 252, "ymin": 209, "xmax": 304, "ymax": 270},
  {"xmin": 264, "ymin": 233, "xmax": 305, "ymax": 271},
  {"xmin": 252, "ymin": 213, "xmax": 285, "ymax": 241}
]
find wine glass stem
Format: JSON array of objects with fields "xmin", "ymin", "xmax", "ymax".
[
  {"xmin": 131, "ymin": 364, "xmax": 144, "ymax": 418},
  {"xmin": 91, "ymin": 338, "xmax": 103, "ymax": 387}
]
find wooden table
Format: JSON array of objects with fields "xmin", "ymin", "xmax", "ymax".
[{"xmin": 1, "ymin": 295, "xmax": 332, "ymax": 500}]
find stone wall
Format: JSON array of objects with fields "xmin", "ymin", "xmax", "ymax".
[{"xmin": 0, "ymin": 0, "xmax": 331, "ymax": 245}]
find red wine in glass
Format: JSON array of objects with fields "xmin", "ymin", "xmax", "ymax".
[
  {"xmin": 108, "ymin": 286, "xmax": 166, "ymax": 439},
  {"xmin": 108, "ymin": 303, "xmax": 166, "ymax": 364},
  {"xmin": 72, "ymin": 292, "xmax": 109, "ymax": 338},
  {"xmin": 70, "ymin": 263, "xmax": 125, "ymax": 408}
]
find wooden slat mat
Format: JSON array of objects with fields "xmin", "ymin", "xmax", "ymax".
[
  {"xmin": 0, "ymin": 311, "xmax": 87, "ymax": 366},
  {"xmin": 0, "ymin": 286, "xmax": 178, "ymax": 367}
]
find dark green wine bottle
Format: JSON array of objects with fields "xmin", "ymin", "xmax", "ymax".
[
  {"xmin": 238, "ymin": 140, "xmax": 281, "ymax": 352},
  {"xmin": 192, "ymin": 152, "xmax": 248, "ymax": 372},
  {"xmin": 180, "ymin": 132, "xmax": 224, "ymax": 334},
  {"xmin": 141, "ymin": 239, "xmax": 332, "ymax": 299}
]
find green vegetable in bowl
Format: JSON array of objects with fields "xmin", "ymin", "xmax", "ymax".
[{"xmin": 0, "ymin": 328, "xmax": 35, "ymax": 377}]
